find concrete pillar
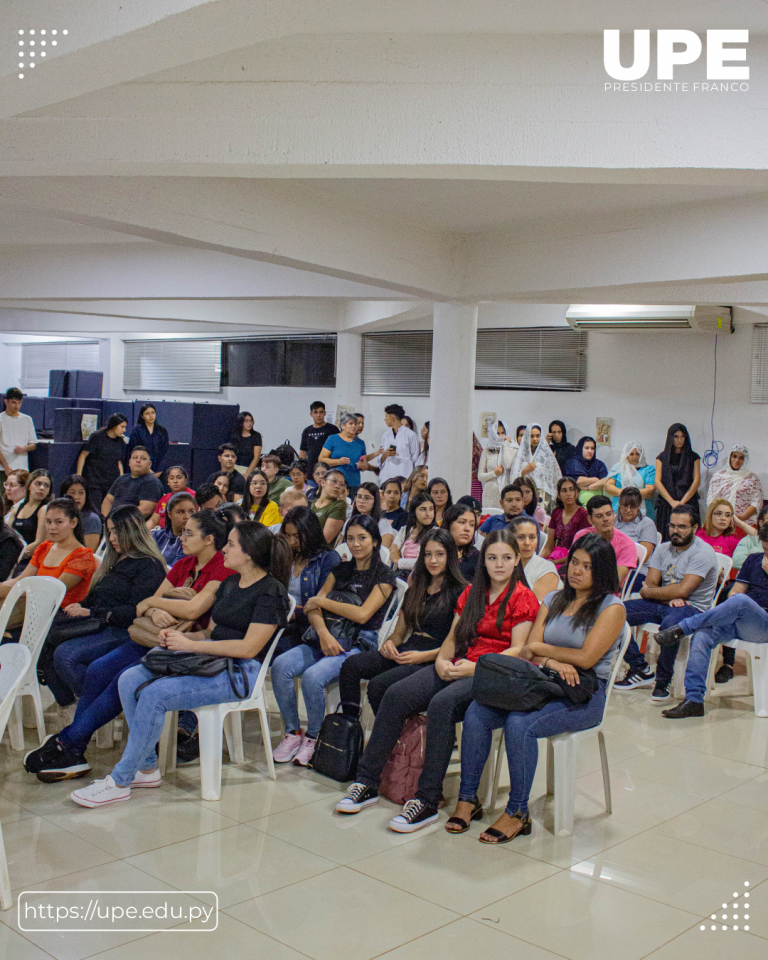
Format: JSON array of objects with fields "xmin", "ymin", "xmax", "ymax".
[
  {"xmin": 429, "ymin": 302, "xmax": 478, "ymax": 496},
  {"xmin": 335, "ymin": 329, "xmax": 363, "ymax": 414}
]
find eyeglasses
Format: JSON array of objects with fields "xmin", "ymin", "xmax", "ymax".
[{"xmin": 181, "ymin": 529, "xmax": 197, "ymax": 539}]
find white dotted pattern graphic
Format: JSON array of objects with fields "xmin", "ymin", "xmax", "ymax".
[
  {"xmin": 699, "ymin": 882, "xmax": 751, "ymax": 932},
  {"xmin": 16, "ymin": 28, "xmax": 68, "ymax": 77}
]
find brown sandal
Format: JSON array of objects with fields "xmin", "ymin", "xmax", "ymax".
[{"xmin": 445, "ymin": 796, "xmax": 483, "ymax": 834}]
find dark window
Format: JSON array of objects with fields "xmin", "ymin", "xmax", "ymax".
[{"xmin": 221, "ymin": 337, "xmax": 336, "ymax": 388}]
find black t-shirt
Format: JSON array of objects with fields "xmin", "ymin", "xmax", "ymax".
[
  {"xmin": 301, "ymin": 422, "xmax": 340, "ymax": 470},
  {"xmin": 206, "ymin": 469, "xmax": 246, "ymax": 495},
  {"xmin": 230, "ymin": 433, "xmax": 263, "ymax": 469},
  {"xmin": 210, "ymin": 574, "xmax": 290, "ymax": 657},
  {"xmin": 458, "ymin": 546, "xmax": 480, "ymax": 583},
  {"xmin": 383, "ymin": 507, "xmax": 408, "ymax": 531},
  {"xmin": 83, "ymin": 431, "xmax": 126, "ymax": 487},
  {"xmin": 736, "ymin": 553, "xmax": 768, "ymax": 612},
  {"xmin": 82, "ymin": 555, "xmax": 166, "ymax": 628},
  {"xmin": 402, "ymin": 582, "xmax": 464, "ymax": 652},
  {"xmin": 332, "ymin": 559, "xmax": 397, "ymax": 631},
  {"xmin": 108, "ymin": 472, "xmax": 164, "ymax": 509}
]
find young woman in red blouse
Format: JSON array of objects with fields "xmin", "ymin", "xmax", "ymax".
[{"xmin": 336, "ymin": 529, "xmax": 539, "ymax": 832}]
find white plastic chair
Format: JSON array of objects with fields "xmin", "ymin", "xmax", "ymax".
[
  {"xmin": 704, "ymin": 637, "xmax": 768, "ymax": 717},
  {"xmin": 620, "ymin": 541, "xmax": 648, "ymax": 601},
  {"xmin": 0, "ymin": 577, "xmax": 66, "ymax": 750},
  {"xmin": 0, "ymin": 645, "xmax": 32, "ymax": 910},
  {"xmin": 485, "ymin": 624, "xmax": 631, "ymax": 837},
  {"xmin": 484, "ymin": 507, "xmax": 504, "ymax": 516},
  {"xmin": 335, "ymin": 542, "xmax": 392, "ymax": 567}
]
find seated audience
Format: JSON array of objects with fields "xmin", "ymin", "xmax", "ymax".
[
  {"xmin": 195, "ymin": 483, "xmax": 224, "ymax": 511},
  {"xmin": 478, "ymin": 421, "xmax": 514, "ymax": 507},
  {"xmin": 151, "ymin": 491, "xmax": 197, "ymax": 566},
  {"xmin": 59, "ymin": 475, "xmax": 103, "ymax": 551},
  {"xmin": 511, "ymin": 423, "xmax": 560, "ymax": 511},
  {"xmin": 655, "ymin": 423, "xmax": 701, "ymax": 541},
  {"xmin": 508, "ymin": 516, "xmax": 560, "ymax": 600},
  {"xmin": 147, "ymin": 465, "xmax": 195, "ymax": 530},
  {"xmin": 274, "ymin": 487, "xmax": 309, "ymax": 526},
  {"xmin": 261, "ymin": 454, "xmax": 292, "ymax": 505},
  {"xmin": 733, "ymin": 505, "xmax": 768, "ymax": 571},
  {"xmin": 547, "ymin": 420, "xmax": 575, "ymax": 474},
  {"xmin": 271, "ymin": 515, "xmax": 395, "ymax": 766},
  {"xmin": 299, "ymin": 400, "xmax": 339, "ymax": 473},
  {"xmin": 289, "ymin": 460, "xmax": 309, "ymax": 494},
  {"xmin": 400, "ymin": 465, "xmax": 429, "ymax": 510},
  {"xmin": 210, "ymin": 470, "xmax": 235, "ymax": 504},
  {"xmin": 310, "ymin": 468, "xmax": 348, "ymax": 543},
  {"xmin": 76, "ymin": 413, "xmax": 128, "ymax": 508},
  {"xmin": 380, "ymin": 478, "xmax": 408, "ymax": 530},
  {"xmin": 68, "ymin": 521, "xmax": 290, "ymax": 808},
  {"xmin": 338, "ymin": 529, "xmax": 466, "ymax": 718},
  {"xmin": 319, "ymin": 412, "xmax": 366, "ymax": 496},
  {"xmin": 443, "ymin": 503, "xmax": 481, "ymax": 582},
  {"xmin": 564, "ymin": 436, "xmax": 607, "ymax": 505},
  {"xmin": 605, "ymin": 441, "xmax": 657, "ymax": 520},
  {"xmin": 9, "ymin": 468, "xmax": 53, "ymax": 565},
  {"xmin": 417, "ymin": 420, "xmax": 429, "ymax": 466},
  {"xmin": 242, "ymin": 469, "xmax": 282, "ymax": 526},
  {"xmin": 3, "ymin": 469, "xmax": 28, "ymax": 522},
  {"xmin": 206, "ymin": 443, "xmax": 246, "ymax": 498},
  {"xmin": 542, "ymin": 476, "xmax": 590, "ymax": 564},
  {"xmin": 655, "ymin": 523, "xmax": 768, "ymax": 718},
  {"xmin": 572, "ymin": 495, "xmax": 638, "ymax": 587},
  {"xmin": 216, "ymin": 502, "xmax": 249, "ymax": 532},
  {"xmin": 518, "ymin": 475, "xmax": 549, "ymax": 530},
  {"xmin": 706, "ymin": 444, "xmax": 763, "ymax": 524},
  {"xmin": 615, "ymin": 505, "xmax": 719, "ymax": 700},
  {"xmin": 344, "ymin": 482, "xmax": 395, "ymax": 548},
  {"xmin": 452, "ymin": 534, "xmax": 625, "ymax": 842},
  {"xmin": 427, "ymin": 477, "xmax": 452, "ymax": 526},
  {"xmin": 230, "ymin": 411, "xmax": 262, "ymax": 474},
  {"xmin": 480, "ymin": 483, "xmax": 525, "ymax": 534},
  {"xmin": 697, "ymin": 498, "xmax": 752, "ymax": 556},
  {"xmin": 336, "ymin": 530, "xmax": 538, "ymax": 830},
  {"xmin": 102, "ymin": 447, "xmax": 164, "ymax": 518},
  {"xmin": 614, "ymin": 486, "xmax": 657, "ymax": 588},
  {"xmin": 306, "ymin": 462, "xmax": 327, "ymax": 502},
  {"xmin": 127, "ymin": 404, "xmax": 169, "ymax": 478},
  {"xmin": 390, "ymin": 492, "xmax": 436, "ymax": 571}
]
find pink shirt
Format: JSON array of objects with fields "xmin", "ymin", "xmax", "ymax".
[
  {"xmin": 695, "ymin": 529, "xmax": 741, "ymax": 557},
  {"xmin": 573, "ymin": 526, "xmax": 638, "ymax": 570}
]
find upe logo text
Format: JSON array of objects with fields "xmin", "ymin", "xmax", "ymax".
[{"xmin": 604, "ymin": 30, "xmax": 748, "ymax": 81}]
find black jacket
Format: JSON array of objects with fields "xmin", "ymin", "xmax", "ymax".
[{"xmin": 81, "ymin": 555, "xmax": 166, "ymax": 628}]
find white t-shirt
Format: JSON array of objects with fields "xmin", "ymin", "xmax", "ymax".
[
  {"xmin": 523, "ymin": 554, "xmax": 560, "ymax": 590},
  {"xmin": 0, "ymin": 411, "xmax": 37, "ymax": 471}
]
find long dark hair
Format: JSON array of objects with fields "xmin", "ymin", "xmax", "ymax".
[
  {"xmin": 401, "ymin": 528, "xmax": 465, "ymax": 633},
  {"xmin": 93, "ymin": 504, "xmax": 166, "ymax": 586},
  {"xmin": 241, "ymin": 469, "xmax": 270, "ymax": 521},
  {"xmin": 427, "ymin": 477, "xmax": 453, "ymax": 511},
  {"xmin": 353, "ymin": 481, "xmax": 382, "ymax": 522},
  {"xmin": 59, "ymin": 474, "xmax": 99, "ymax": 518},
  {"xmin": 335, "ymin": 513, "xmax": 391, "ymax": 597},
  {"xmin": 404, "ymin": 491, "xmax": 436, "ymax": 543},
  {"xmin": 657, "ymin": 422, "xmax": 696, "ymax": 494},
  {"xmin": 138, "ymin": 403, "xmax": 166, "ymax": 433},
  {"xmin": 210, "ymin": 470, "xmax": 234, "ymax": 503},
  {"xmin": 100, "ymin": 412, "xmax": 128, "ymax": 435},
  {"xmin": 518, "ymin": 475, "xmax": 539, "ymax": 517},
  {"xmin": 44, "ymin": 496, "xmax": 85, "ymax": 546},
  {"xmin": 216, "ymin": 502, "xmax": 248, "ymax": 536},
  {"xmin": 545, "ymin": 533, "xmax": 619, "ymax": 630},
  {"xmin": 280, "ymin": 505, "xmax": 329, "ymax": 560},
  {"xmin": 234, "ymin": 410, "xmax": 255, "ymax": 436},
  {"xmin": 555, "ymin": 475, "xmax": 578, "ymax": 510},
  {"xmin": 231, "ymin": 520, "xmax": 292, "ymax": 588},
  {"xmin": 189, "ymin": 509, "xmax": 228, "ymax": 550},
  {"xmin": 441, "ymin": 502, "xmax": 477, "ymax": 558},
  {"xmin": 21, "ymin": 469, "xmax": 54, "ymax": 508},
  {"xmin": 453, "ymin": 530, "xmax": 524, "ymax": 659}
]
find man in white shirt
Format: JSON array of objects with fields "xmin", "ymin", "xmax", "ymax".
[
  {"xmin": 0, "ymin": 388, "xmax": 37, "ymax": 477},
  {"xmin": 363, "ymin": 404, "xmax": 420, "ymax": 484}
]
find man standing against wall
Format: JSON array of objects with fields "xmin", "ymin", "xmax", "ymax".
[
  {"xmin": 0, "ymin": 388, "xmax": 37, "ymax": 484},
  {"xmin": 299, "ymin": 401, "xmax": 339, "ymax": 472},
  {"xmin": 364, "ymin": 404, "xmax": 420, "ymax": 485}
]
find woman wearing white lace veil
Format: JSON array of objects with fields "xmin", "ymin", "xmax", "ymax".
[
  {"xmin": 478, "ymin": 420, "xmax": 515, "ymax": 507},
  {"xmin": 706, "ymin": 444, "xmax": 763, "ymax": 523},
  {"xmin": 605, "ymin": 441, "xmax": 657, "ymax": 520},
  {"xmin": 511, "ymin": 423, "xmax": 561, "ymax": 509}
]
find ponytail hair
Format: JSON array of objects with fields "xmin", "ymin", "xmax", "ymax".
[
  {"xmin": 45, "ymin": 496, "xmax": 85, "ymax": 546},
  {"xmin": 231, "ymin": 520, "xmax": 292, "ymax": 588}
]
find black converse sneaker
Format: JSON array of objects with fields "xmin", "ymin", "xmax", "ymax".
[
  {"xmin": 336, "ymin": 783, "xmax": 379, "ymax": 814},
  {"xmin": 31, "ymin": 738, "xmax": 92, "ymax": 783},
  {"xmin": 614, "ymin": 668, "xmax": 655, "ymax": 691},
  {"xmin": 388, "ymin": 799, "xmax": 439, "ymax": 833}
]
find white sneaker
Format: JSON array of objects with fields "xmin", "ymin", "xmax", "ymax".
[
  {"xmin": 71, "ymin": 775, "xmax": 131, "ymax": 808},
  {"xmin": 131, "ymin": 768, "xmax": 162, "ymax": 789},
  {"xmin": 273, "ymin": 731, "xmax": 304, "ymax": 763},
  {"xmin": 293, "ymin": 736, "xmax": 317, "ymax": 767}
]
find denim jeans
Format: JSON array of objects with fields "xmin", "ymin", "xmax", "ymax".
[
  {"xmin": 458, "ymin": 681, "xmax": 607, "ymax": 816},
  {"xmin": 113, "ymin": 658, "xmax": 264, "ymax": 787},
  {"xmin": 271, "ymin": 630, "xmax": 378, "ymax": 739},
  {"xmin": 58, "ymin": 640, "xmax": 147, "ymax": 755},
  {"xmin": 677, "ymin": 594, "xmax": 768, "ymax": 702},
  {"xmin": 51, "ymin": 627, "xmax": 133, "ymax": 705},
  {"xmin": 622, "ymin": 598, "xmax": 699, "ymax": 687}
]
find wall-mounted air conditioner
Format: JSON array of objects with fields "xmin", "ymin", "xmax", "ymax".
[{"xmin": 566, "ymin": 305, "xmax": 733, "ymax": 334}]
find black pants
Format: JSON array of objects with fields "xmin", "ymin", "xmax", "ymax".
[
  {"xmin": 355, "ymin": 665, "xmax": 475, "ymax": 807},
  {"xmin": 338, "ymin": 649, "xmax": 428, "ymax": 714}
]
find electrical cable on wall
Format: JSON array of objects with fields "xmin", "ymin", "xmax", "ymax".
[{"xmin": 702, "ymin": 333, "xmax": 723, "ymax": 476}]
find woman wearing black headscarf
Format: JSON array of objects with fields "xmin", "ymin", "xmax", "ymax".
[
  {"xmin": 547, "ymin": 421, "xmax": 575, "ymax": 473},
  {"xmin": 654, "ymin": 423, "xmax": 701, "ymax": 541},
  {"xmin": 564, "ymin": 436, "xmax": 608, "ymax": 506}
]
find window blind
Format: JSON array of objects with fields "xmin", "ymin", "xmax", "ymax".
[
  {"xmin": 362, "ymin": 332, "xmax": 433, "ymax": 396},
  {"xmin": 475, "ymin": 327, "xmax": 587, "ymax": 391},
  {"xmin": 20, "ymin": 341, "xmax": 100, "ymax": 389},
  {"xmin": 751, "ymin": 324, "xmax": 768, "ymax": 403},
  {"xmin": 123, "ymin": 339, "xmax": 222, "ymax": 393}
]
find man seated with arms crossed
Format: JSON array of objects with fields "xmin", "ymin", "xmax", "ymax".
[
  {"xmin": 479, "ymin": 483, "xmax": 526, "ymax": 534},
  {"xmin": 615, "ymin": 504, "xmax": 719, "ymax": 702},
  {"xmin": 205, "ymin": 443, "xmax": 246, "ymax": 498},
  {"xmin": 572, "ymin": 495, "xmax": 638, "ymax": 588},
  {"xmin": 101, "ymin": 447, "xmax": 164, "ymax": 519},
  {"xmin": 655, "ymin": 521, "xmax": 768, "ymax": 718}
]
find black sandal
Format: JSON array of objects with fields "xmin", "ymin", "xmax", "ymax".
[
  {"xmin": 479, "ymin": 813, "xmax": 532, "ymax": 844},
  {"xmin": 445, "ymin": 796, "xmax": 483, "ymax": 834}
]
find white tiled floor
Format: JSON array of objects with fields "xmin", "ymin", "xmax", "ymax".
[{"xmin": 1, "ymin": 684, "xmax": 767, "ymax": 960}]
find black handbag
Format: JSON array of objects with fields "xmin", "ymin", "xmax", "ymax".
[
  {"xmin": 471, "ymin": 654, "xmax": 598, "ymax": 713},
  {"xmin": 48, "ymin": 615, "xmax": 108, "ymax": 644},
  {"xmin": 301, "ymin": 590, "xmax": 362, "ymax": 652},
  {"xmin": 134, "ymin": 649, "xmax": 251, "ymax": 701},
  {"xmin": 309, "ymin": 705, "xmax": 364, "ymax": 782}
]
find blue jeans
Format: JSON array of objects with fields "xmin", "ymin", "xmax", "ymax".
[
  {"xmin": 53, "ymin": 627, "xmax": 133, "ymax": 703},
  {"xmin": 622, "ymin": 598, "xmax": 699, "ymax": 687},
  {"xmin": 113, "ymin": 658, "xmax": 264, "ymax": 788},
  {"xmin": 58, "ymin": 641, "xmax": 147, "ymax": 755},
  {"xmin": 458, "ymin": 681, "xmax": 607, "ymax": 816},
  {"xmin": 677, "ymin": 594, "xmax": 768, "ymax": 702},
  {"xmin": 271, "ymin": 630, "xmax": 378, "ymax": 738}
]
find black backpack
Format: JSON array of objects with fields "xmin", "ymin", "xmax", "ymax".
[
  {"xmin": 472, "ymin": 654, "xmax": 598, "ymax": 712},
  {"xmin": 309, "ymin": 705, "xmax": 364, "ymax": 782},
  {"xmin": 270, "ymin": 440, "xmax": 298, "ymax": 468}
]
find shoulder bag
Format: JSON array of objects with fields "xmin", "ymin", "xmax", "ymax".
[
  {"xmin": 301, "ymin": 589, "xmax": 363, "ymax": 652},
  {"xmin": 134, "ymin": 648, "xmax": 251, "ymax": 701},
  {"xmin": 471, "ymin": 654, "xmax": 598, "ymax": 713}
]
